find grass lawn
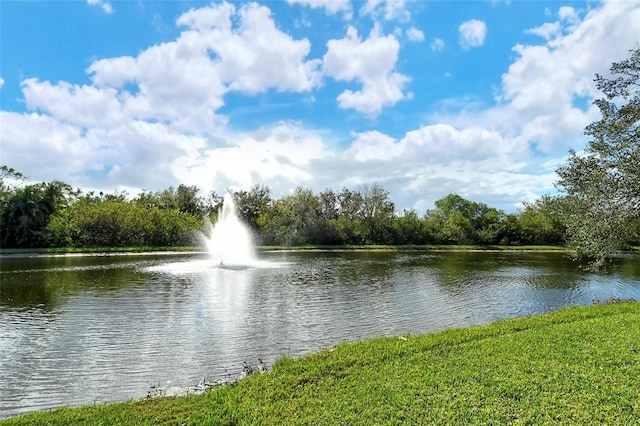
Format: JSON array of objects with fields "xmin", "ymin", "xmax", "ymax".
[{"xmin": 2, "ymin": 302, "xmax": 639, "ymax": 425}]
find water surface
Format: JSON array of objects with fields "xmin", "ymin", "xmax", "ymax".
[{"xmin": 1, "ymin": 251, "xmax": 639, "ymax": 418}]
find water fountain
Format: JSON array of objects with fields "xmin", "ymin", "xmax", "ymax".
[{"xmin": 202, "ymin": 192, "xmax": 256, "ymax": 267}]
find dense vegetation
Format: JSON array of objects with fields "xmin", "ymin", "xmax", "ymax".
[
  {"xmin": 0, "ymin": 172, "xmax": 573, "ymax": 250},
  {"xmin": 3, "ymin": 302, "xmax": 639, "ymax": 425},
  {"xmin": 0, "ymin": 167, "xmax": 637, "ymax": 253}
]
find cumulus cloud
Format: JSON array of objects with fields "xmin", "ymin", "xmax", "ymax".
[
  {"xmin": 87, "ymin": 0, "xmax": 113, "ymax": 14},
  {"xmin": 24, "ymin": 2, "xmax": 321, "ymax": 134},
  {"xmin": 0, "ymin": 77, "xmax": 4, "ymax": 89},
  {"xmin": 439, "ymin": 0, "xmax": 640, "ymax": 159},
  {"xmin": 286, "ymin": 0, "xmax": 352, "ymax": 16},
  {"xmin": 360, "ymin": 0, "xmax": 410, "ymax": 21},
  {"xmin": 431, "ymin": 38, "xmax": 445, "ymax": 52},
  {"xmin": 526, "ymin": 6, "xmax": 580, "ymax": 41},
  {"xmin": 459, "ymin": 19, "xmax": 487, "ymax": 49},
  {"xmin": 174, "ymin": 121, "xmax": 327, "ymax": 197},
  {"xmin": 0, "ymin": 111, "xmax": 202, "ymax": 191},
  {"xmin": 406, "ymin": 27, "xmax": 424, "ymax": 42},
  {"xmin": 335, "ymin": 124, "xmax": 547, "ymax": 211},
  {"xmin": 2, "ymin": 2, "xmax": 327, "ymax": 195},
  {"xmin": 323, "ymin": 24, "xmax": 409, "ymax": 116}
]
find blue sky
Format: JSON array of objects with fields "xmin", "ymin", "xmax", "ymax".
[{"xmin": 1, "ymin": 0, "xmax": 639, "ymax": 213}]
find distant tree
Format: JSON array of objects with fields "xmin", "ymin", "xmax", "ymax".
[
  {"xmin": 260, "ymin": 187, "xmax": 320, "ymax": 246},
  {"xmin": 233, "ymin": 184, "xmax": 271, "ymax": 236},
  {"xmin": 391, "ymin": 209, "xmax": 430, "ymax": 244},
  {"xmin": 518, "ymin": 196, "xmax": 566, "ymax": 245},
  {"xmin": 0, "ymin": 180, "xmax": 72, "ymax": 247},
  {"xmin": 359, "ymin": 183, "xmax": 395, "ymax": 244},
  {"xmin": 0, "ymin": 166, "xmax": 26, "ymax": 196},
  {"xmin": 496, "ymin": 214, "xmax": 522, "ymax": 245},
  {"xmin": 556, "ymin": 47, "xmax": 640, "ymax": 268},
  {"xmin": 149, "ymin": 185, "xmax": 204, "ymax": 216},
  {"xmin": 336, "ymin": 187, "xmax": 366, "ymax": 244},
  {"xmin": 49, "ymin": 196, "xmax": 200, "ymax": 247},
  {"xmin": 314, "ymin": 189, "xmax": 342, "ymax": 244}
]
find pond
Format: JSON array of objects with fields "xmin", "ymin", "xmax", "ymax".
[{"xmin": 1, "ymin": 250, "xmax": 639, "ymax": 418}]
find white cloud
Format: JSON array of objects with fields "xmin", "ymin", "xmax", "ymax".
[
  {"xmin": 286, "ymin": 0, "xmax": 352, "ymax": 16},
  {"xmin": 440, "ymin": 0, "xmax": 640, "ymax": 158},
  {"xmin": 431, "ymin": 38, "xmax": 445, "ymax": 51},
  {"xmin": 360, "ymin": 0, "xmax": 410, "ymax": 21},
  {"xmin": 175, "ymin": 121, "xmax": 327, "ymax": 196},
  {"xmin": 323, "ymin": 25, "xmax": 409, "ymax": 116},
  {"xmin": 525, "ymin": 22, "xmax": 562, "ymax": 41},
  {"xmin": 406, "ymin": 27, "xmax": 424, "ymax": 42},
  {"xmin": 87, "ymin": 0, "xmax": 113, "ymax": 14},
  {"xmin": 0, "ymin": 111, "xmax": 202, "ymax": 191},
  {"xmin": 21, "ymin": 79, "xmax": 124, "ymax": 129},
  {"xmin": 0, "ymin": 77, "xmax": 4, "ymax": 89},
  {"xmin": 26, "ymin": 2, "xmax": 321, "ymax": 133},
  {"xmin": 526, "ymin": 6, "xmax": 580, "ymax": 41},
  {"xmin": 459, "ymin": 19, "xmax": 487, "ymax": 49},
  {"xmin": 558, "ymin": 6, "xmax": 580, "ymax": 29},
  {"xmin": 337, "ymin": 124, "xmax": 546, "ymax": 211}
]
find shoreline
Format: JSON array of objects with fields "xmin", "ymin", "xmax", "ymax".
[{"xmin": 0, "ymin": 244, "xmax": 573, "ymax": 258}]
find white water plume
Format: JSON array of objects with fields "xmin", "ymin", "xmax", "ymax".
[{"xmin": 202, "ymin": 192, "xmax": 256, "ymax": 267}]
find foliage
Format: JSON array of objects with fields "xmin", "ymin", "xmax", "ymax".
[
  {"xmin": 135, "ymin": 184, "xmax": 207, "ymax": 217},
  {"xmin": 556, "ymin": 47, "xmax": 640, "ymax": 269},
  {"xmin": 0, "ymin": 166, "xmax": 572, "ymax": 250},
  {"xmin": 3, "ymin": 302, "xmax": 639, "ymax": 425},
  {"xmin": 518, "ymin": 195, "xmax": 566, "ymax": 245},
  {"xmin": 233, "ymin": 185, "xmax": 272, "ymax": 240},
  {"xmin": 48, "ymin": 194, "xmax": 201, "ymax": 247},
  {"xmin": 360, "ymin": 183, "xmax": 395, "ymax": 243},
  {"xmin": 424, "ymin": 194, "xmax": 509, "ymax": 245},
  {"xmin": 0, "ymin": 180, "xmax": 73, "ymax": 247}
]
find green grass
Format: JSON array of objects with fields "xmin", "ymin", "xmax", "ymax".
[
  {"xmin": 3, "ymin": 302, "xmax": 639, "ymax": 425},
  {"xmin": 258, "ymin": 244, "xmax": 567, "ymax": 252},
  {"xmin": 0, "ymin": 246, "xmax": 199, "ymax": 255},
  {"xmin": 3, "ymin": 244, "xmax": 637, "ymax": 256},
  {"xmin": 0, "ymin": 244, "xmax": 569, "ymax": 256}
]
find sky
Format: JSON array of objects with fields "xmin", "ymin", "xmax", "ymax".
[{"xmin": 1, "ymin": 0, "xmax": 639, "ymax": 213}]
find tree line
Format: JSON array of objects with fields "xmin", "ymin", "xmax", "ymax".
[{"xmin": 0, "ymin": 173, "xmax": 590, "ymax": 250}]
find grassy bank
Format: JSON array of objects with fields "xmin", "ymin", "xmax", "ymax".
[
  {"xmin": 0, "ymin": 246, "xmax": 198, "ymax": 255},
  {"xmin": 259, "ymin": 244, "xmax": 568, "ymax": 252},
  {"xmin": 0, "ymin": 244, "xmax": 569, "ymax": 256},
  {"xmin": 3, "ymin": 302, "xmax": 639, "ymax": 425}
]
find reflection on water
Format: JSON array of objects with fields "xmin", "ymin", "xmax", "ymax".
[{"xmin": 1, "ymin": 251, "xmax": 639, "ymax": 418}]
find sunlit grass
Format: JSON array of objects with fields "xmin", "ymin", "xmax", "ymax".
[{"xmin": 3, "ymin": 302, "xmax": 639, "ymax": 425}]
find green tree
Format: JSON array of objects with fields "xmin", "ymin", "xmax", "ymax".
[
  {"xmin": 144, "ymin": 185, "xmax": 205, "ymax": 216},
  {"xmin": 425, "ymin": 194, "xmax": 479, "ymax": 244},
  {"xmin": 391, "ymin": 209, "xmax": 430, "ymax": 244},
  {"xmin": 261, "ymin": 187, "xmax": 320, "ymax": 246},
  {"xmin": 0, "ymin": 166, "xmax": 26, "ymax": 196},
  {"xmin": 556, "ymin": 47, "xmax": 640, "ymax": 268},
  {"xmin": 336, "ymin": 187, "xmax": 366, "ymax": 244},
  {"xmin": 233, "ymin": 184, "xmax": 271, "ymax": 237},
  {"xmin": 313, "ymin": 188, "xmax": 342, "ymax": 244},
  {"xmin": 0, "ymin": 180, "xmax": 72, "ymax": 247},
  {"xmin": 518, "ymin": 196, "xmax": 565, "ymax": 245},
  {"xmin": 359, "ymin": 183, "xmax": 395, "ymax": 244}
]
